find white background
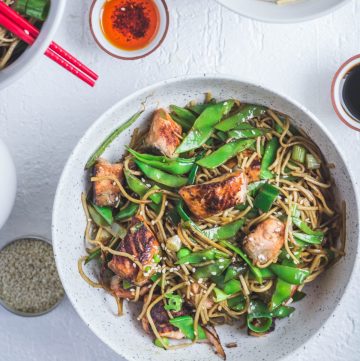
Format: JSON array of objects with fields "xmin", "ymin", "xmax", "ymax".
[{"xmin": 0, "ymin": 0, "xmax": 359, "ymax": 360}]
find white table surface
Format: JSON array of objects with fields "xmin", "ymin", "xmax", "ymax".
[{"xmin": 0, "ymin": 0, "xmax": 359, "ymax": 360}]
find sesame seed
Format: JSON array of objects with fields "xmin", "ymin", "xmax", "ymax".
[
  {"xmin": 211, "ymin": 271, "xmax": 217, "ymax": 276},
  {"xmin": 132, "ymin": 263, "xmax": 137, "ymax": 268}
]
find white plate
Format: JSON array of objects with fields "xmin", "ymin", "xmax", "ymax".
[
  {"xmin": 216, "ymin": 0, "xmax": 351, "ymax": 23},
  {"xmin": 52, "ymin": 75, "xmax": 359, "ymax": 361}
]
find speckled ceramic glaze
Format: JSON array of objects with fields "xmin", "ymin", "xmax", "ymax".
[{"xmin": 52, "ymin": 76, "xmax": 359, "ymax": 361}]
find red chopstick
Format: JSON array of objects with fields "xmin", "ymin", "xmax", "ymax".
[{"xmin": 0, "ymin": 2, "xmax": 98, "ymax": 86}]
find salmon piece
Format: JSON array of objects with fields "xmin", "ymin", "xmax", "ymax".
[
  {"xmin": 245, "ymin": 158, "xmax": 261, "ymax": 182},
  {"xmin": 93, "ymin": 159, "xmax": 123, "ymax": 207},
  {"xmin": 108, "ymin": 216, "xmax": 160, "ymax": 285},
  {"xmin": 110, "ymin": 275, "xmax": 150, "ymax": 300},
  {"xmin": 145, "ymin": 109, "xmax": 182, "ymax": 158},
  {"xmin": 142, "ymin": 295, "xmax": 192, "ymax": 339},
  {"xmin": 179, "ymin": 171, "xmax": 248, "ymax": 219},
  {"xmin": 243, "ymin": 217, "xmax": 285, "ymax": 265}
]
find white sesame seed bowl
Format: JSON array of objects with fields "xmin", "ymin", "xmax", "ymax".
[
  {"xmin": 0, "ymin": 235, "xmax": 65, "ymax": 317},
  {"xmin": 52, "ymin": 75, "xmax": 359, "ymax": 361}
]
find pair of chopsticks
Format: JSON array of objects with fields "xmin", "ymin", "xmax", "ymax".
[{"xmin": 0, "ymin": 2, "xmax": 98, "ymax": 87}]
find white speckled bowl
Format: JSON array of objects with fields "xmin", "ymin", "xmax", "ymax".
[
  {"xmin": 217, "ymin": 0, "xmax": 351, "ymax": 23},
  {"xmin": 52, "ymin": 75, "xmax": 359, "ymax": 361}
]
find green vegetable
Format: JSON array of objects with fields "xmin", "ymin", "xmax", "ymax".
[
  {"xmin": 164, "ymin": 293, "xmax": 183, "ymax": 312},
  {"xmin": 247, "ymin": 180, "xmax": 267, "ymax": 196},
  {"xmin": 88, "ymin": 204, "xmax": 108, "ymax": 227},
  {"xmin": 127, "ymin": 148, "xmax": 194, "ymax": 175},
  {"xmin": 169, "ymin": 316, "xmax": 207, "ymax": 340},
  {"xmin": 292, "ymin": 218, "xmax": 324, "ymax": 237},
  {"xmin": 223, "ymin": 279, "xmax": 242, "ymax": 295},
  {"xmin": 122, "ymin": 280, "xmax": 132, "ymax": 289},
  {"xmin": 224, "ymin": 264, "xmax": 247, "ymax": 282},
  {"xmin": 187, "ymin": 103, "xmax": 214, "ymax": 115},
  {"xmin": 196, "ymin": 139, "xmax": 255, "ymax": 169},
  {"xmin": 292, "ymin": 291, "xmax": 306, "ymax": 302},
  {"xmin": 92, "ymin": 204, "xmax": 113, "ymax": 226},
  {"xmin": 220, "ymin": 241, "xmax": 263, "ymax": 283},
  {"xmin": 170, "ymin": 105, "xmax": 196, "ymax": 130},
  {"xmin": 228, "ymin": 127, "xmax": 269, "ymax": 140},
  {"xmin": 253, "ymin": 183, "xmax": 280, "ymax": 212},
  {"xmin": 176, "ymin": 100, "xmax": 234, "ymax": 153},
  {"xmin": 269, "ymin": 264, "xmax": 309, "ymax": 285},
  {"xmin": 176, "ymin": 248, "xmax": 228, "ymax": 265},
  {"xmin": 124, "ymin": 170, "xmax": 162, "ymax": 204},
  {"xmin": 260, "ymin": 137, "xmax": 279, "ymax": 179},
  {"xmin": 85, "ymin": 111, "xmax": 142, "ymax": 169},
  {"xmin": 248, "ymin": 267, "xmax": 275, "ymax": 280},
  {"xmin": 114, "ymin": 203, "xmax": 139, "ymax": 221},
  {"xmin": 215, "ymin": 105, "xmax": 267, "ymax": 132},
  {"xmin": 154, "ymin": 337, "xmax": 169, "ymax": 349},
  {"xmin": 293, "ymin": 232, "xmax": 323, "ymax": 245},
  {"xmin": 84, "ymin": 248, "xmax": 101, "ymax": 264},
  {"xmin": 16, "ymin": 0, "xmax": 50, "ymax": 21},
  {"xmin": 213, "ymin": 287, "xmax": 231, "ymax": 302},
  {"xmin": 271, "ymin": 305, "xmax": 295, "ymax": 319},
  {"xmin": 227, "ymin": 295, "xmax": 246, "ymax": 311},
  {"xmin": 193, "ymin": 259, "xmax": 231, "ymax": 280},
  {"xmin": 153, "ymin": 254, "xmax": 161, "ymax": 263},
  {"xmin": 177, "ymin": 247, "xmax": 191, "ymax": 260},
  {"xmin": 306, "ymin": 154, "xmax": 321, "ymax": 170},
  {"xmin": 202, "ymin": 219, "xmax": 245, "ymax": 241},
  {"xmin": 270, "ymin": 278, "xmax": 293, "ymax": 310},
  {"xmin": 166, "ymin": 235, "xmax": 182, "ymax": 252},
  {"xmin": 291, "ymin": 145, "xmax": 306, "ymax": 164},
  {"xmin": 135, "ymin": 160, "xmax": 188, "ymax": 188},
  {"xmin": 247, "ymin": 300, "xmax": 273, "ymax": 333}
]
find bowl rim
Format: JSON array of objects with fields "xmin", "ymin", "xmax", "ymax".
[
  {"xmin": 331, "ymin": 54, "xmax": 360, "ymax": 132},
  {"xmin": 0, "ymin": 234, "xmax": 65, "ymax": 317},
  {"xmin": 216, "ymin": 0, "xmax": 351, "ymax": 24},
  {"xmin": 89, "ymin": 0, "xmax": 170, "ymax": 60},
  {"xmin": 52, "ymin": 73, "xmax": 360, "ymax": 361},
  {"xmin": 0, "ymin": 0, "xmax": 67, "ymax": 91}
]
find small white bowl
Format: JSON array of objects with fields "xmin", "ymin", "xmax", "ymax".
[
  {"xmin": 0, "ymin": 0, "xmax": 66, "ymax": 91},
  {"xmin": 0, "ymin": 139, "xmax": 16, "ymax": 230},
  {"xmin": 89, "ymin": 0, "xmax": 169, "ymax": 60},
  {"xmin": 216, "ymin": 0, "xmax": 351, "ymax": 23},
  {"xmin": 331, "ymin": 54, "xmax": 360, "ymax": 132}
]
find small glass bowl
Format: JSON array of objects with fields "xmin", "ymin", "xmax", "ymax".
[
  {"xmin": 89, "ymin": 0, "xmax": 169, "ymax": 60},
  {"xmin": 331, "ymin": 54, "xmax": 360, "ymax": 132},
  {"xmin": 0, "ymin": 235, "xmax": 65, "ymax": 317}
]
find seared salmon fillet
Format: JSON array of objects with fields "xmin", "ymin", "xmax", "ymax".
[
  {"xmin": 243, "ymin": 217, "xmax": 285, "ymax": 265},
  {"xmin": 145, "ymin": 109, "xmax": 182, "ymax": 158},
  {"xmin": 179, "ymin": 171, "xmax": 248, "ymax": 219},
  {"xmin": 108, "ymin": 216, "xmax": 160, "ymax": 285},
  {"xmin": 93, "ymin": 158, "xmax": 123, "ymax": 207},
  {"xmin": 142, "ymin": 295, "xmax": 192, "ymax": 339}
]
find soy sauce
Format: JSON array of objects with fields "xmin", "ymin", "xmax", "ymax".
[{"xmin": 341, "ymin": 65, "xmax": 360, "ymax": 121}]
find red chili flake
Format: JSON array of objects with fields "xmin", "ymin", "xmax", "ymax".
[{"xmin": 111, "ymin": 1, "xmax": 150, "ymax": 40}]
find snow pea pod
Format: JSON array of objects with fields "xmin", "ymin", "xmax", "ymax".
[
  {"xmin": 135, "ymin": 160, "xmax": 188, "ymax": 188},
  {"xmin": 127, "ymin": 148, "xmax": 195, "ymax": 175},
  {"xmin": 196, "ymin": 139, "xmax": 255, "ymax": 169},
  {"xmin": 124, "ymin": 170, "xmax": 162, "ymax": 204},
  {"xmin": 170, "ymin": 114, "xmax": 192, "ymax": 131},
  {"xmin": 253, "ymin": 183, "xmax": 280, "ymax": 212},
  {"xmin": 92, "ymin": 203, "xmax": 113, "ymax": 225},
  {"xmin": 85, "ymin": 110, "xmax": 143, "ymax": 169},
  {"xmin": 269, "ymin": 263, "xmax": 309, "ymax": 285},
  {"xmin": 193, "ymin": 259, "xmax": 231, "ymax": 280},
  {"xmin": 114, "ymin": 202, "xmax": 139, "ymax": 221},
  {"xmin": 170, "ymin": 105, "xmax": 196, "ymax": 122},
  {"xmin": 293, "ymin": 232, "xmax": 323, "ymax": 245},
  {"xmin": 228, "ymin": 127, "xmax": 269, "ymax": 139},
  {"xmin": 247, "ymin": 299, "xmax": 273, "ymax": 333},
  {"xmin": 247, "ymin": 180, "xmax": 267, "ymax": 196},
  {"xmin": 270, "ymin": 278, "xmax": 293, "ymax": 310},
  {"xmin": 260, "ymin": 137, "xmax": 279, "ymax": 179},
  {"xmin": 227, "ymin": 295, "xmax": 246, "ymax": 311},
  {"xmin": 220, "ymin": 240, "xmax": 263, "ymax": 283},
  {"xmin": 176, "ymin": 248, "xmax": 228, "ymax": 265},
  {"xmin": 202, "ymin": 219, "xmax": 245, "ymax": 241},
  {"xmin": 292, "ymin": 217, "xmax": 324, "ymax": 237},
  {"xmin": 169, "ymin": 316, "xmax": 207, "ymax": 340},
  {"xmin": 215, "ymin": 105, "xmax": 267, "ymax": 132},
  {"xmin": 224, "ymin": 264, "xmax": 248, "ymax": 282},
  {"xmin": 176, "ymin": 100, "xmax": 235, "ymax": 154}
]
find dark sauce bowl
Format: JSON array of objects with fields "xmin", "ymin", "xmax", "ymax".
[{"xmin": 332, "ymin": 54, "xmax": 360, "ymax": 131}]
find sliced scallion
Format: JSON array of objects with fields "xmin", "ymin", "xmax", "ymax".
[{"xmin": 291, "ymin": 145, "xmax": 306, "ymax": 164}]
